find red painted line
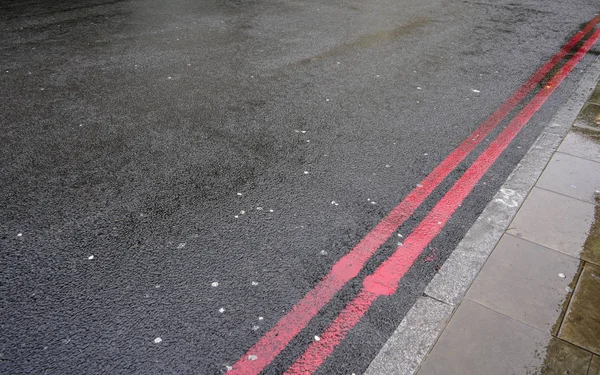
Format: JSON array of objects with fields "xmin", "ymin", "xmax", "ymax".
[
  {"xmin": 284, "ymin": 290, "xmax": 377, "ymax": 375},
  {"xmin": 285, "ymin": 27, "xmax": 600, "ymax": 374},
  {"xmin": 229, "ymin": 16, "xmax": 600, "ymax": 375},
  {"xmin": 229, "ymin": 17, "xmax": 600, "ymax": 375},
  {"xmin": 284, "ymin": 290, "xmax": 378, "ymax": 375}
]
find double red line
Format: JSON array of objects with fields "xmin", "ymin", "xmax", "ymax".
[{"xmin": 231, "ymin": 16, "xmax": 600, "ymax": 375}]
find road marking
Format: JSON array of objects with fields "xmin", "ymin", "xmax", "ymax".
[
  {"xmin": 284, "ymin": 27, "xmax": 600, "ymax": 374},
  {"xmin": 229, "ymin": 16, "xmax": 600, "ymax": 375}
]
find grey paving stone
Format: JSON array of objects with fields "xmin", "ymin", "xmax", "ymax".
[
  {"xmin": 417, "ymin": 300, "xmax": 549, "ymax": 375},
  {"xmin": 589, "ymin": 83, "xmax": 600, "ymax": 105},
  {"xmin": 538, "ymin": 338, "xmax": 592, "ymax": 375},
  {"xmin": 536, "ymin": 152, "xmax": 600, "ymax": 204},
  {"xmin": 507, "ymin": 187, "xmax": 596, "ymax": 258},
  {"xmin": 364, "ymin": 297, "xmax": 453, "ymax": 375},
  {"xmin": 574, "ymin": 102, "xmax": 600, "ymax": 131},
  {"xmin": 466, "ymin": 234, "xmax": 579, "ymax": 332},
  {"xmin": 558, "ymin": 129, "xmax": 600, "ymax": 163},
  {"xmin": 559, "ymin": 262, "xmax": 600, "ymax": 356}
]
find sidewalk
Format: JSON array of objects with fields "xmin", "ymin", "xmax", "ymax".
[{"xmin": 416, "ymin": 79, "xmax": 600, "ymax": 373}]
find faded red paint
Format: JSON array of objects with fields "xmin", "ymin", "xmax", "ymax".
[
  {"xmin": 284, "ymin": 290, "xmax": 378, "ymax": 375},
  {"xmin": 284, "ymin": 27, "xmax": 600, "ymax": 374},
  {"xmin": 229, "ymin": 17, "xmax": 600, "ymax": 375}
]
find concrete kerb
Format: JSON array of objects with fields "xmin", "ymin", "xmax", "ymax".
[{"xmin": 364, "ymin": 55, "xmax": 600, "ymax": 375}]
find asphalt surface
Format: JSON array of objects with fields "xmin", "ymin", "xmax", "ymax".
[{"xmin": 1, "ymin": 0, "xmax": 599, "ymax": 374}]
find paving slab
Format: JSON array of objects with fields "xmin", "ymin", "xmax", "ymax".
[
  {"xmin": 506, "ymin": 187, "xmax": 596, "ymax": 258},
  {"xmin": 466, "ymin": 234, "xmax": 579, "ymax": 332},
  {"xmin": 574, "ymin": 102, "xmax": 600, "ymax": 131},
  {"xmin": 559, "ymin": 262, "xmax": 600, "ymax": 355},
  {"xmin": 588, "ymin": 355, "xmax": 600, "ymax": 375},
  {"xmin": 588, "ymin": 84, "xmax": 600, "ymax": 105},
  {"xmin": 582, "ymin": 198, "xmax": 600, "ymax": 267},
  {"xmin": 557, "ymin": 129, "xmax": 600, "ymax": 164},
  {"xmin": 536, "ymin": 153, "xmax": 600, "ymax": 205},
  {"xmin": 539, "ymin": 338, "xmax": 592, "ymax": 375},
  {"xmin": 417, "ymin": 300, "xmax": 549, "ymax": 375}
]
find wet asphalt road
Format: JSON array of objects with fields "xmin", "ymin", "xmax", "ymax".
[{"xmin": 1, "ymin": 0, "xmax": 599, "ymax": 373}]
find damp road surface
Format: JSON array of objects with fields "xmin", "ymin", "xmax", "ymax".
[{"xmin": 1, "ymin": 0, "xmax": 599, "ymax": 374}]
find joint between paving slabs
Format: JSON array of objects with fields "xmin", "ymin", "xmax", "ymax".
[
  {"xmin": 422, "ymin": 292, "xmax": 453, "ymax": 308},
  {"xmin": 552, "ymin": 261, "xmax": 585, "ymax": 337}
]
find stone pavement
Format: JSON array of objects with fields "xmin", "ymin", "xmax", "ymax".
[{"xmin": 415, "ymin": 81, "xmax": 600, "ymax": 374}]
